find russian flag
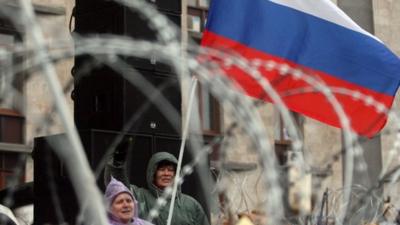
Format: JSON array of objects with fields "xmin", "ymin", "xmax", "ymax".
[{"xmin": 201, "ymin": 0, "xmax": 400, "ymax": 137}]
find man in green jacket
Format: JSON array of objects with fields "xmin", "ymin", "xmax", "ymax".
[{"xmin": 105, "ymin": 148, "xmax": 210, "ymax": 225}]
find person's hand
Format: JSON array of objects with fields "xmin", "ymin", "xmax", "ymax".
[{"xmin": 113, "ymin": 137, "xmax": 134, "ymax": 166}]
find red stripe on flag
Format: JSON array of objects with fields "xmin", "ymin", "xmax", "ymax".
[{"xmin": 202, "ymin": 30, "xmax": 393, "ymax": 137}]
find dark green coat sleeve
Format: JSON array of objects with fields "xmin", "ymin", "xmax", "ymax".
[
  {"xmin": 193, "ymin": 200, "xmax": 210, "ymax": 225},
  {"xmin": 180, "ymin": 195, "xmax": 210, "ymax": 225}
]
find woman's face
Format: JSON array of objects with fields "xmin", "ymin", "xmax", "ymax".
[
  {"xmin": 111, "ymin": 193, "xmax": 135, "ymax": 223},
  {"xmin": 154, "ymin": 164, "xmax": 175, "ymax": 190}
]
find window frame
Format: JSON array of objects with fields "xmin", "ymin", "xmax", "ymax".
[
  {"xmin": 197, "ymin": 83, "xmax": 222, "ymax": 135},
  {"xmin": 187, "ymin": 2, "xmax": 222, "ymax": 136},
  {"xmin": 187, "ymin": 5, "xmax": 208, "ymax": 40},
  {"xmin": 188, "ymin": 0, "xmax": 210, "ymax": 9},
  {"xmin": 0, "ymin": 12, "xmax": 27, "ymax": 190},
  {"xmin": 0, "ymin": 15, "xmax": 25, "ymax": 145}
]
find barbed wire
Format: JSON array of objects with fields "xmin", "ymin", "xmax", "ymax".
[{"xmin": 0, "ymin": 0, "xmax": 400, "ymax": 225}]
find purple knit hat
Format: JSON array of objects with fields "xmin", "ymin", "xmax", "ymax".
[{"xmin": 105, "ymin": 177, "xmax": 134, "ymax": 209}]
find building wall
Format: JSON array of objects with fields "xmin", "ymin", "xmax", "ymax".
[
  {"xmin": 219, "ymin": 101, "xmax": 275, "ymax": 215},
  {"xmin": 374, "ymin": 0, "xmax": 400, "ymax": 205},
  {"xmin": 24, "ymin": 0, "xmax": 75, "ymax": 181}
]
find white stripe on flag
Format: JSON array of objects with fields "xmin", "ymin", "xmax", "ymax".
[{"xmin": 268, "ymin": 0, "xmax": 379, "ymax": 41}]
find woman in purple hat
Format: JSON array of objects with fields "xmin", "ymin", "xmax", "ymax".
[{"xmin": 105, "ymin": 177, "xmax": 154, "ymax": 225}]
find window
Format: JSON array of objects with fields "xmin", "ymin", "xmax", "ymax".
[
  {"xmin": 274, "ymin": 109, "xmax": 303, "ymax": 165},
  {"xmin": 198, "ymin": 84, "xmax": 222, "ymax": 134},
  {"xmin": 188, "ymin": 0, "xmax": 209, "ymax": 8},
  {"xmin": 187, "ymin": 1, "xmax": 222, "ymax": 136},
  {"xmin": 0, "ymin": 13, "xmax": 26, "ymax": 190},
  {"xmin": 0, "ymin": 152, "xmax": 25, "ymax": 187},
  {"xmin": 274, "ymin": 109, "xmax": 303, "ymax": 143},
  {"xmin": 0, "ymin": 33, "xmax": 14, "ymax": 102},
  {"xmin": 0, "ymin": 18, "xmax": 24, "ymax": 145},
  {"xmin": 187, "ymin": 1, "xmax": 209, "ymax": 40},
  {"xmin": 187, "ymin": 14, "xmax": 201, "ymax": 33},
  {"xmin": 0, "ymin": 32, "xmax": 20, "ymax": 110}
]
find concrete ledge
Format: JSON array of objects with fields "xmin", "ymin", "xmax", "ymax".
[
  {"xmin": 2, "ymin": 1, "xmax": 65, "ymax": 15},
  {"xmin": 211, "ymin": 160, "xmax": 258, "ymax": 172},
  {"xmin": 32, "ymin": 3, "xmax": 66, "ymax": 15},
  {"xmin": 0, "ymin": 142, "xmax": 31, "ymax": 153}
]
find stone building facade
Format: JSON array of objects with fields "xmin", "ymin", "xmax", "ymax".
[
  {"xmin": 6, "ymin": 0, "xmax": 400, "ymax": 222},
  {"xmin": 22, "ymin": 0, "xmax": 75, "ymax": 182}
]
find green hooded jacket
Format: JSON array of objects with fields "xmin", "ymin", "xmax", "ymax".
[{"xmin": 105, "ymin": 152, "xmax": 210, "ymax": 225}]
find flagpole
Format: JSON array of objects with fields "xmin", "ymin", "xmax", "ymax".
[{"xmin": 166, "ymin": 77, "xmax": 198, "ymax": 225}]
